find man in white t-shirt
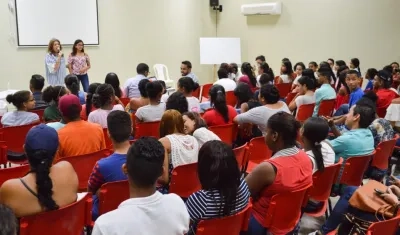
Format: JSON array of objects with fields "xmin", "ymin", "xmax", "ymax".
[
  {"xmin": 214, "ymin": 68, "xmax": 237, "ymax": 92},
  {"xmin": 92, "ymin": 137, "xmax": 189, "ymax": 235}
]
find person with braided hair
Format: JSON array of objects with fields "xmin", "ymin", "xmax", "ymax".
[{"xmin": 0, "ymin": 124, "xmax": 78, "ymax": 217}]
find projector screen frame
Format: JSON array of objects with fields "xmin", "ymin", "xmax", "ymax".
[{"xmin": 14, "ymin": 0, "xmax": 100, "ymax": 47}]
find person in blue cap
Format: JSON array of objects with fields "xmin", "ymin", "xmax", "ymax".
[{"xmin": 0, "ymin": 124, "xmax": 78, "ymax": 217}]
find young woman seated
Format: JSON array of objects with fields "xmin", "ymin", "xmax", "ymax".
[
  {"xmin": 64, "ymin": 74, "xmax": 85, "ymax": 105},
  {"xmin": 80, "ymin": 83, "xmax": 101, "ymax": 121},
  {"xmin": 276, "ymin": 60, "xmax": 295, "ymax": 84},
  {"xmin": 42, "ymin": 86, "xmax": 68, "ymax": 123},
  {"xmin": 105, "ymin": 72, "xmax": 124, "ymax": 98},
  {"xmin": 177, "ymin": 77, "xmax": 200, "ymax": 112},
  {"xmin": 238, "ymin": 62, "xmax": 258, "ymax": 90},
  {"xmin": 135, "ymin": 81, "xmax": 165, "ymax": 122},
  {"xmin": 2, "ymin": 91, "xmax": 40, "ymax": 127},
  {"xmin": 166, "ymin": 92, "xmax": 189, "ymax": 114},
  {"xmin": 202, "ymin": 85, "xmax": 237, "ymax": 127},
  {"xmin": 128, "ymin": 79, "xmax": 150, "ymax": 112},
  {"xmin": 0, "ymin": 124, "xmax": 78, "ymax": 217},
  {"xmin": 288, "ymin": 76, "xmax": 316, "ymax": 112},
  {"xmin": 182, "ymin": 112, "xmax": 220, "ymax": 148}
]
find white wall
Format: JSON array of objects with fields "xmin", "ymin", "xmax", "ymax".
[
  {"xmin": 217, "ymin": 0, "xmax": 400, "ymax": 74},
  {"xmin": 0, "ymin": 0, "xmax": 217, "ymax": 90}
]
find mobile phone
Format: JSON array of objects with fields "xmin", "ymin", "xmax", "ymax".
[{"xmin": 374, "ymin": 188, "xmax": 384, "ymax": 195}]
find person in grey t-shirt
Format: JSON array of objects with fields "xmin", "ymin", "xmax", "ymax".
[
  {"xmin": 288, "ymin": 76, "xmax": 316, "ymax": 112},
  {"xmin": 234, "ymin": 84, "xmax": 290, "ymax": 135}
]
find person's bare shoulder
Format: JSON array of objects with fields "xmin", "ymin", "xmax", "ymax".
[
  {"xmin": 0, "ymin": 178, "xmax": 22, "ymax": 202},
  {"xmin": 51, "ymin": 161, "xmax": 79, "ymax": 189}
]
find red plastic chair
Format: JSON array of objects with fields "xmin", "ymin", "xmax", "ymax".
[
  {"xmin": 169, "ymin": 163, "xmax": 201, "ymax": 198},
  {"xmin": 233, "ymin": 143, "xmax": 248, "ymax": 172},
  {"xmin": 196, "ymin": 204, "xmax": 252, "ymax": 235},
  {"xmin": 263, "ymin": 183, "xmax": 312, "ymax": 234},
  {"xmin": 376, "ymin": 107, "xmax": 387, "ymax": 118},
  {"xmin": 30, "ymin": 109, "xmax": 45, "ymax": 122},
  {"xmin": 338, "ymin": 152, "xmax": 375, "ymax": 186},
  {"xmin": 208, "ymin": 124, "xmax": 238, "ymax": 146},
  {"xmin": 19, "ymin": 192, "xmax": 93, "ymax": 235},
  {"xmin": 285, "ymin": 92, "xmax": 297, "ymax": 105},
  {"xmin": 134, "ymin": 121, "xmax": 160, "ymax": 139},
  {"xmin": 192, "ymin": 87, "xmax": 201, "ymax": 100},
  {"xmin": 296, "ymin": 103, "xmax": 315, "ymax": 122},
  {"xmin": 55, "ymin": 149, "xmax": 112, "ymax": 191},
  {"xmin": 102, "ymin": 128, "xmax": 113, "ymax": 149},
  {"xmin": 98, "ymin": 180, "xmax": 129, "ymax": 215},
  {"xmin": 0, "ymin": 141, "xmax": 7, "ymax": 167},
  {"xmin": 245, "ymin": 136, "xmax": 273, "ymax": 173},
  {"xmin": 200, "ymin": 83, "xmax": 213, "ymax": 102},
  {"xmin": 370, "ymin": 139, "xmax": 396, "ymax": 171},
  {"xmin": 305, "ymin": 158, "xmax": 343, "ymax": 218},
  {"xmin": 0, "ymin": 164, "xmax": 30, "ymax": 186},
  {"xmin": 275, "ymin": 83, "xmax": 292, "ymax": 99},
  {"xmin": 119, "ymin": 97, "xmax": 131, "ymax": 107},
  {"xmin": 317, "ymin": 99, "xmax": 336, "ymax": 117},
  {"xmin": 226, "ymin": 91, "xmax": 237, "ymax": 107}
]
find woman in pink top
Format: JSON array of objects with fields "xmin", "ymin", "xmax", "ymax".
[
  {"xmin": 238, "ymin": 62, "xmax": 257, "ymax": 90},
  {"xmin": 68, "ymin": 39, "xmax": 91, "ymax": 92},
  {"xmin": 245, "ymin": 112, "xmax": 313, "ymax": 235}
]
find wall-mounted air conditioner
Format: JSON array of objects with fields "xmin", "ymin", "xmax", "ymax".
[{"xmin": 241, "ymin": 2, "xmax": 282, "ymax": 16}]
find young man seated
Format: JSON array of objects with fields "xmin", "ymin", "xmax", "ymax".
[
  {"xmin": 88, "ymin": 110, "xmax": 132, "ymax": 220},
  {"xmin": 334, "ymin": 70, "xmax": 364, "ymax": 117},
  {"xmin": 55, "ymin": 94, "xmax": 106, "ymax": 161},
  {"xmin": 30, "ymin": 74, "xmax": 48, "ymax": 110},
  {"xmin": 92, "ymin": 137, "xmax": 189, "ymax": 235}
]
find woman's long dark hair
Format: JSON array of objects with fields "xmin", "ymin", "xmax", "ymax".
[
  {"xmin": 86, "ymin": 83, "xmax": 101, "ymax": 117},
  {"xmin": 233, "ymin": 83, "xmax": 254, "ymax": 108},
  {"xmin": 92, "ymin": 84, "xmax": 115, "ymax": 108},
  {"xmin": 282, "ymin": 60, "xmax": 294, "ymax": 77},
  {"xmin": 178, "ymin": 77, "xmax": 200, "ymax": 94},
  {"xmin": 198, "ymin": 140, "xmax": 240, "ymax": 216},
  {"xmin": 302, "ymin": 117, "xmax": 330, "ymax": 172},
  {"xmin": 259, "ymin": 62, "xmax": 275, "ymax": 79},
  {"xmin": 105, "ymin": 73, "xmax": 122, "ymax": 98},
  {"xmin": 26, "ymin": 148, "xmax": 59, "ymax": 211},
  {"xmin": 64, "ymin": 74, "xmax": 80, "ymax": 96},
  {"xmin": 320, "ymin": 61, "xmax": 337, "ymax": 84},
  {"xmin": 241, "ymin": 62, "xmax": 257, "ymax": 87},
  {"xmin": 42, "ymin": 86, "xmax": 68, "ymax": 103},
  {"xmin": 209, "ymin": 85, "xmax": 229, "ymax": 123},
  {"xmin": 71, "ymin": 39, "xmax": 84, "ymax": 56},
  {"xmin": 337, "ymin": 65, "xmax": 350, "ymax": 93}
]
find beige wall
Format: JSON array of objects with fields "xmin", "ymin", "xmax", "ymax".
[
  {"xmin": 217, "ymin": 0, "xmax": 400, "ymax": 75},
  {"xmin": 0, "ymin": 0, "xmax": 216, "ymax": 90}
]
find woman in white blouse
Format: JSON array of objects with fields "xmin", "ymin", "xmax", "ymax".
[
  {"xmin": 386, "ymin": 97, "xmax": 400, "ymax": 145},
  {"xmin": 45, "ymin": 38, "xmax": 66, "ymax": 86},
  {"xmin": 182, "ymin": 112, "xmax": 220, "ymax": 147}
]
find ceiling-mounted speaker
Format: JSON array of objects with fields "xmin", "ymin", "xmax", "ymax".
[{"xmin": 210, "ymin": 0, "xmax": 219, "ymax": 7}]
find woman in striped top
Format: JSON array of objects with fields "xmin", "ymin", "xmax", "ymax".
[
  {"xmin": 45, "ymin": 38, "xmax": 66, "ymax": 86},
  {"xmin": 185, "ymin": 140, "xmax": 250, "ymax": 234}
]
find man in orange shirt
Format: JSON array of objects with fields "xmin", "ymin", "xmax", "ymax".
[{"xmin": 55, "ymin": 94, "xmax": 106, "ymax": 161}]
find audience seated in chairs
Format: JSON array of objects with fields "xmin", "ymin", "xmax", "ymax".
[
  {"xmin": 177, "ymin": 77, "xmax": 200, "ymax": 112},
  {"xmin": 238, "ymin": 62, "xmax": 258, "ymax": 90},
  {"xmin": 105, "ymin": 72, "xmax": 125, "ymax": 98},
  {"xmin": 166, "ymin": 91, "xmax": 189, "ymax": 114},
  {"xmin": 88, "ymin": 110, "xmax": 132, "ymax": 220},
  {"xmin": 88, "ymin": 83, "xmax": 125, "ymax": 128},
  {"xmin": 288, "ymin": 76, "xmax": 316, "ymax": 113},
  {"xmin": 65, "ymin": 74, "xmax": 86, "ymax": 105},
  {"xmin": 55, "ymin": 94, "xmax": 106, "ymax": 161},
  {"xmin": 80, "ymin": 83, "xmax": 101, "ymax": 121},
  {"xmin": 0, "ymin": 124, "xmax": 78, "ymax": 217},
  {"xmin": 93, "ymin": 137, "xmax": 189, "ymax": 235},
  {"xmin": 42, "ymin": 86, "xmax": 68, "ymax": 123},
  {"xmin": 135, "ymin": 81, "xmax": 165, "ymax": 122},
  {"xmin": 202, "ymin": 85, "xmax": 237, "ymax": 127},
  {"xmin": 157, "ymin": 110, "xmax": 199, "ymax": 194},
  {"xmin": 30, "ymin": 74, "xmax": 48, "ymax": 110},
  {"xmin": 313, "ymin": 66, "xmax": 336, "ymax": 116},
  {"xmin": 182, "ymin": 112, "xmax": 220, "ymax": 148},
  {"xmin": 1, "ymin": 91, "xmax": 40, "ymax": 127},
  {"xmin": 185, "ymin": 140, "xmax": 250, "ymax": 234},
  {"xmin": 128, "ymin": 79, "xmax": 150, "ymax": 112}
]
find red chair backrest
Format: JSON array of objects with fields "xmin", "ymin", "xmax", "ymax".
[
  {"xmin": 169, "ymin": 163, "xmax": 201, "ymax": 198},
  {"xmin": 308, "ymin": 158, "xmax": 343, "ymax": 201},
  {"xmin": 200, "ymin": 84, "xmax": 213, "ymax": 101},
  {"xmin": 119, "ymin": 97, "xmax": 131, "ymax": 107},
  {"xmin": 208, "ymin": 124, "xmax": 238, "ymax": 146},
  {"xmin": 0, "ymin": 124, "xmax": 36, "ymax": 153},
  {"xmin": 226, "ymin": 91, "xmax": 237, "ymax": 107},
  {"xmin": 102, "ymin": 128, "xmax": 113, "ymax": 149},
  {"xmin": 0, "ymin": 164, "xmax": 30, "ymax": 186},
  {"xmin": 339, "ymin": 152, "xmax": 375, "ymax": 186},
  {"xmin": 98, "ymin": 180, "xmax": 129, "ymax": 215},
  {"xmin": 371, "ymin": 139, "xmax": 397, "ymax": 170},
  {"xmin": 196, "ymin": 204, "xmax": 252, "ymax": 235},
  {"xmin": 233, "ymin": 144, "xmax": 248, "ymax": 172},
  {"xmin": 29, "ymin": 109, "xmax": 45, "ymax": 122},
  {"xmin": 135, "ymin": 121, "xmax": 161, "ymax": 139},
  {"xmin": 275, "ymin": 83, "xmax": 292, "ymax": 99},
  {"xmin": 285, "ymin": 92, "xmax": 297, "ymax": 105},
  {"xmin": 367, "ymin": 215, "xmax": 400, "ymax": 235},
  {"xmin": 19, "ymin": 192, "xmax": 92, "ymax": 235},
  {"xmin": 264, "ymin": 184, "xmax": 312, "ymax": 233},
  {"xmin": 247, "ymin": 136, "xmax": 272, "ymax": 164},
  {"xmin": 55, "ymin": 149, "xmax": 112, "ymax": 191},
  {"xmin": 376, "ymin": 107, "xmax": 387, "ymax": 118},
  {"xmin": 296, "ymin": 103, "xmax": 315, "ymax": 122},
  {"xmin": 192, "ymin": 87, "xmax": 201, "ymax": 99},
  {"xmin": 318, "ymin": 99, "xmax": 336, "ymax": 117},
  {"xmin": 0, "ymin": 141, "xmax": 7, "ymax": 166}
]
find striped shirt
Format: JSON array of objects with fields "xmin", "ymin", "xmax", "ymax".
[
  {"xmin": 45, "ymin": 53, "xmax": 67, "ymax": 86},
  {"xmin": 185, "ymin": 177, "xmax": 250, "ymax": 222},
  {"xmin": 270, "ymin": 146, "xmax": 299, "ymax": 159}
]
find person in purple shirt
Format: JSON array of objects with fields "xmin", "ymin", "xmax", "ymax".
[
  {"xmin": 88, "ymin": 110, "xmax": 131, "ymax": 220},
  {"xmin": 334, "ymin": 70, "xmax": 364, "ymax": 116}
]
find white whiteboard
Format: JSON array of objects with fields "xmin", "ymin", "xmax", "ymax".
[
  {"xmin": 200, "ymin": 38, "xmax": 241, "ymax": 65},
  {"xmin": 15, "ymin": 0, "xmax": 99, "ymax": 46}
]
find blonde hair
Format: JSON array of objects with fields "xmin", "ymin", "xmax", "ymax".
[
  {"xmin": 159, "ymin": 110, "xmax": 185, "ymax": 138},
  {"xmin": 47, "ymin": 38, "xmax": 62, "ymax": 54}
]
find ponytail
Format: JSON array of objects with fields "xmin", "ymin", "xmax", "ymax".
[
  {"xmin": 210, "ymin": 86, "xmax": 229, "ymax": 123},
  {"xmin": 86, "ymin": 92, "xmax": 94, "ymax": 117},
  {"xmin": 310, "ymin": 142, "xmax": 325, "ymax": 172},
  {"xmin": 267, "ymin": 68, "xmax": 275, "ymax": 80},
  {"xmin": 64, "ymin": 74, "xmax": 80, "ymax": 96},
  {"xmin": 29, "ymin": 149, "xmax": 59, "ymax": 211}
]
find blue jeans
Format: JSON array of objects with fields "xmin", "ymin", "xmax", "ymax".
[
  {"xmin": 77, "ymin": 74, "xmax": 89, "ymax": 92},
  {"xmin": 248, "ymin": 214, "xmax": 269, "ymax": 235},
  {"xmin": 334, "ymin": 104, "xmax": 349, "ymax": 117}
]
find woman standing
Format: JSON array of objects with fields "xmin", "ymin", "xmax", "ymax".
[
  {"xmin": 68, "ymin": 39, "xmax": 91, "ymax": 92},
  {"xmin": 45, "ymin": 39, "xmax": 66, "ymax": 86}
]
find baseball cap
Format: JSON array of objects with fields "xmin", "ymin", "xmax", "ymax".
[
  {"xmin": 58, "ymin": 94, "xmax": 82, "ymax": 117},
  {"xmin": 377, "ymin": 70, "xmax": 392, "ymax": 82},
  {"xmin": 25, "ymin": 124, "xmax": 59, "ymax": 154}
]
